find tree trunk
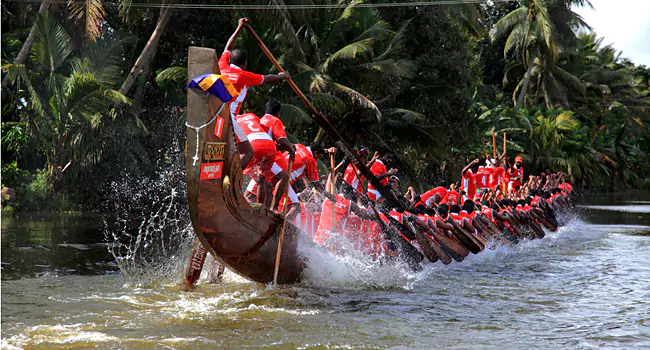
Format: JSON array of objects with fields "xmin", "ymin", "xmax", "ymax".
[
  {"xmin": 118, "ymin": 4, "xmax": 173, "ymax": 97},
  {"xmin": 1, "ymin": 0, "xmax": 49, "ymax": 90}
]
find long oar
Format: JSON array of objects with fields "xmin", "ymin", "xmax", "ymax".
[
  {"xmin": 184, "ymin": 240, "xmax": 208, "ymax": 290},
  {"xmin": 492, "ymin": 128, "xmax": 497, "ymax": 158},
  {"xmin": 242, "ymin": 20, "xmax": 401, "ymax": 210},
  {"xmin": 329, "ymin": 153, "xmax": 336, "ymax": 240},
  {"xmin": 502, "ymin": 133, "xmax": 508, "ymax": 193},
  {"xmin": 347, "ymin": 161, "xmax": 426, "ymax": 267},
  {"xmin": 272, "ymin": 159, "xmax": 293, "ymax": 287}
]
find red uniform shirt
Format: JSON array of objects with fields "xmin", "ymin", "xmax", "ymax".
[
  {"xmin": 343, "ymin": 163, "xmax": 365, "ymax": 195},
  {"xmin": 235, "ymin": 113, "xmax": 276, "ymax": 177},
  {"xmin": 292, "ymin": 202, "xmax": 316, "ymax": 240},
  {"xmin": 506, "ymin": 167, "xmax": 522, "ymax": 192},
  {"xmin": 462, "ymin": 169, "xmax": 477, "ymax": 200},
  {"xmin": 343, "ymin": 213, "xmax": 362, "ymax": 249},
  {"xmin": 494, "ymin": 166, "xmax": 506, "ymax": 189},
  {"xmin": 360, "ymin": 219, "xmax": 390, "ymax": 258},
  {"xmin": 443, "ymin": 190, "xmax": 460, "ymax": 206},
  {"xmin": 367, "ymin": 160, "xmax": 388, "ymax": 201},
  {"xmin": 475, "ymin": 166, "xmax": 495, "ymax": 190},
  {"xmin": 289, "ymin": 144, "xmax": 319, "ymax": 183},
  {"xmin": 259, "ymin": 113, "xmax": 287, "ymax": 142},
  {"xmin": 218, "ymin": 50, "xmax": 265, "ymax": 116},
  {"xmin": 421, "ymin": 187, "xmax": 448, "ymax": 207},
  {"xmin": 482, "ymin": 207, "xmax": 494, "ymax": 221}
]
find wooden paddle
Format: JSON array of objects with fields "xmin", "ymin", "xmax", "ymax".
[
  {"xmin": 329, "ymin": 153, "xmax": 336, "ymax": 239},
  {"xmin": 345, "ymin": 164, "xmax": 426, "ymax": 267},
  {"xmin": 492, "ymin": 128, "xmax": 497, "ymax": 158},
  {"xmin": 272, "ymin": 159, "xmax": 293, "ymax": 287},
  {"xmin": 184, "ymin": 240, "xmax": 208, "ymax": 290},
  {"xmin": 430, "ymin": 204, "xmax": 482, "ymax": 254}
]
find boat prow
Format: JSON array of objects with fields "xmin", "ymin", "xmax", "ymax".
[{"xmin": 185, "ymin": 46, "xmax": 305, "ymax": 284}]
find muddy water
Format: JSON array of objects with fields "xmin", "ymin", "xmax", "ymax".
[{"xmin": 2, "ymin": 193, "xmax": 650, "ymax": 349}]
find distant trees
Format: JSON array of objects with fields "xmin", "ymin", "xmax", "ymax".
[{"xmin": 1, "ymin": 0, "xmax": 649, "ymax": 212}]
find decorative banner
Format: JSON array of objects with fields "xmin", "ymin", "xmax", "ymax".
[
  {"xmin": 200, "ymin": 162, "xmax": 224, "ymax": 180},
  {"xmin": 186, "ymin": 73, "xmax": 239, "ymax": 103},
  {"xmin": 214, "ymin": 116, "xmax": 225, "ymax": 138},
  {"xmin": 203, "ymin": 142, "xmax": 226, "ymax": 161}
]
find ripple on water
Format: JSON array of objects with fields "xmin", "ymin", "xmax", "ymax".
[{"xmin": 2, "ymin": 212, "xmax": 650, "ymax": 349}]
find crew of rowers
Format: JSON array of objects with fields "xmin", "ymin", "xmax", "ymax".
[{"xmin": 218, "ymin": 19, "xmax": 575, "ymax": 265}]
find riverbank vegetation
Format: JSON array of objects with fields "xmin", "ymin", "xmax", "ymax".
[{"xmin": 2, "ymin": 0, "xmax": 649, "ymax": 212}]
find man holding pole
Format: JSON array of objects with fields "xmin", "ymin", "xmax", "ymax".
[{"xmin": 219, "ymin": 19, "xmax": 291, "ymax": 146}]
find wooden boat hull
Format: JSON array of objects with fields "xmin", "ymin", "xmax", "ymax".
[{"xmin": 185, "ymin": 47, "xmax": 305, "ymax": 285}]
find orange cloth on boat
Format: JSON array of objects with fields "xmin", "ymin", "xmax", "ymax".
[{"xmin": 314, "ymin": 194, "xmax": 351, "ymax": 245}]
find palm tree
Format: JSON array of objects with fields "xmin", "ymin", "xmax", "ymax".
[
  {"xmin": 286, "ymin": 2, "xmax": 415, "ymax": 140},
  {"xmin": 490, "ymin": 0, "xmax": 592, "ymax": 108},
  {"xmin": 1, "ymin": 0, "xmax": 49, "ymax": 90},
  {"xmin": 3, "ymin": 12, "xmax": 141, "ymax": 192}
]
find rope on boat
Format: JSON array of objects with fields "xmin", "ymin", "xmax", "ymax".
[{"xmin": 185, "ymin": 103, "xmax": 226, "ymax": 166}]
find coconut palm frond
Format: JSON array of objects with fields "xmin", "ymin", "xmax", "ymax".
[
  {"xmin": 72, "ymin": 36, "xmax": 131, "ymax": 88},
  {"xmin": 279, "ymin": 103, "xmax": 313, "ymax": 127},
  {"xmin": 33, "ymin": 12, "xmax": 73, "ymax": 74},
  {"xmin": 321, "ymin": 38, "xmax": 375, "ymax": 72},
  {"xmin": 376, "ymin": 18, "xmax": 411, "ymax": 61},
  {"xmin": 330, "ymin": 82, "xmax": 381, "ymax": 120},
  {"xmin": 383, "ymin": 108, "xmax": 425, "ymax": 123},
  {"xmin": 353, "ymin": 20, "xmax": 393, "ymax": 42},
  {"xmin": 67, "ymin": 0, "xmax": 105, "ymax": 41},
  {"xmin": 155, "ymin": 66, "xmax": 188, "ymax": 87},
  {"xmin": 490, "ymin": 7, "xmax": 527, "ymax": 42},
  {"xmin": 267, "ymin": 0, "xmax": 306, "ymax": 61},
  {"xmin": 532, "ymin": 1, "xmax": 558, "ymax": 59}
]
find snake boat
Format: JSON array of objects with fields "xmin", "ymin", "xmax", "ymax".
[{"xmin": 185, "ymin": 46, "xmax": 405, "ymax": 285}]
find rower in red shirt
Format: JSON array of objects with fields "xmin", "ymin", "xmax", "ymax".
[
  {"xmin": 420, "ymin": 185, "xmax": 448, "ymax": 208},
  {"xmin": 218, "ymin": 19, "xmax": 290, "ymax": 167},
  {"xmin": 343, "ymin": 147, "xmax": 376, "ymax": 195},
  {"xmin": 507, "ymin": 156, "xmax": 524, "ymax": 193},
  {"xmin": 444, "ymin": 183, "xmax": 461, "ymax": 206},
  {"xmin": 475, "ymin": 161, "xmax": 495, "ymax": 191},
  {"xmin": 219, "ymin": 19, "xmax": 290, "ymax": 118},
  {"xmin": 314, "ymin": 175, "xmax": 375, "ymax": 248},
  {"xmin": 259, "ymin": 100, "xmax": 295, "ymax": 158},
  {"xmin": 235, "ymin": 112, "xmax": 293, "ymax": 211},
  {"xmin": 461, "ymin": 158, "xmax": 479, "ymax": 202},
  {"xmin": 367, "ymin": 151, "xmax": 398, "ymax": 202}
]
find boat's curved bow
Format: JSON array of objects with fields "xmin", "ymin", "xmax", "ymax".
[{"xmin": 185, "ymin": 46, "xmax": 304, "ymax": 284}]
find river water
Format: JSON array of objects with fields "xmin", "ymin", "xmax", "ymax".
[{"xmin": 2, "ymin": 192, "xmax": 650, "ymax": 349}]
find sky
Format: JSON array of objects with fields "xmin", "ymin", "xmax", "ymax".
[{"xmin": 573, "ymin": 0, "xmax": 650, "ymax": 67}]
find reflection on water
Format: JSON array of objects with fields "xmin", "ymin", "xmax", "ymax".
[
  {"xmin": 1, "ymin": 213, "xmax": 117, "ymax": 280},
  {"xmin": 2, "ymin": 193, "xmax": 650, "ymax": 349}
]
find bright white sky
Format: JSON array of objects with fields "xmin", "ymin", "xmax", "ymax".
[{"xmin": 573, "ymin": 0, "xmax": 650, "ymax": 67}]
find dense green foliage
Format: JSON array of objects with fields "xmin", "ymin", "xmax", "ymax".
[{"xmin": 2, "ymin": 0, "xmax": 649, "ymax": 212}]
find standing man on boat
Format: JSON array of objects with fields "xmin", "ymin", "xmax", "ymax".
[
  {"xmin": 461, "ymin": 158, "xmax": 479, "ymax": 203},
  {"xmin": 219, "ymin": 19, "xmax": 291, "ymax": 168},
  {"xmin": 507, "ymin": 156, "xmax": 525, "ymax": 194},
  {"xmin": 367, "ymin": 151, "xmax": 398, "ymax": 203}
]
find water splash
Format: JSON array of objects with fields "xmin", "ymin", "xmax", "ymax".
[
  {"xmin": 297, "ymin": 233, "xmax": 419, "ymax": 290},
  {"xmin": 103, "ymin": 155, "xmax": 195, "ymax": 288}
]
